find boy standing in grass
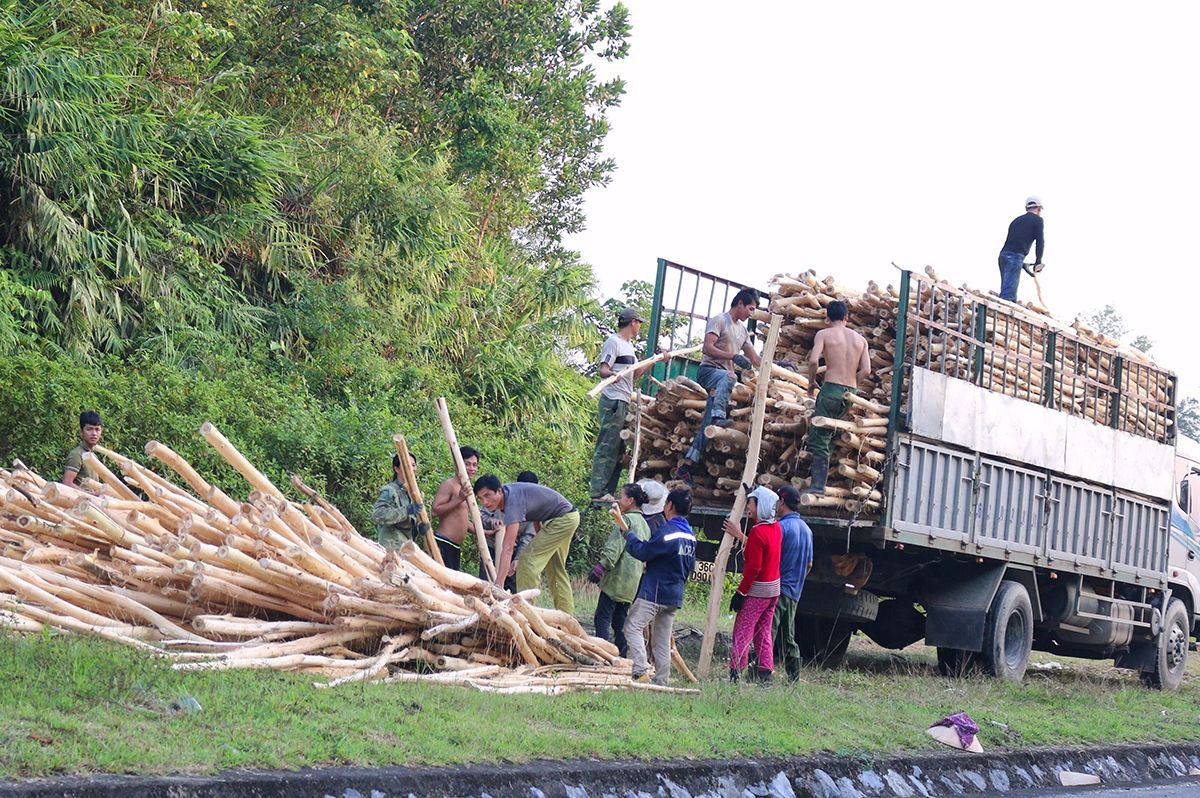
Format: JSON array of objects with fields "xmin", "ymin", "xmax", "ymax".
[
  {"xmin": 62, "ymin": 410, "xmax": 103, "ymax": 489},
  {"xmin": 622, "ymin": 488, "xmax": 697, "ymax": 685}
]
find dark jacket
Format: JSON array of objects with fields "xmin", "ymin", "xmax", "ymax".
[{"xmin": 625, "ymin": 515, "xmax": 696, "ymax": 608}]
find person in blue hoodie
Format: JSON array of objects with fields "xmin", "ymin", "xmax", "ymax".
[{"xmin": 622, "ymin": 488, "xmax": 697, "ymax": 685}]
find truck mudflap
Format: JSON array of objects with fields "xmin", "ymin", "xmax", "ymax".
[{"xmin": 923, "ymin": 562, "xmax": 1007, "ymax": 652}]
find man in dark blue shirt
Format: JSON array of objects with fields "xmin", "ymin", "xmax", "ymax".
[
  {"xmin": 998, "ymin": 196, "xmax": 1045, "ymax": 302},
  {"xmin": 772, "ymin": 486, "xmax": 813, "ymax": 681},
  {"xmin": 622, "ymin": 488, "xmax": 697, "ymax": 685}
]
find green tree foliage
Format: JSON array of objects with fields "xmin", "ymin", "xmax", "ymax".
[
  {"xmin": 1178, "ymin": 397, "xmax": 1200, "ymax": 442},
  {"xmin": 0, "ymin": 0, "xmax": 631, "ymax": 565}
]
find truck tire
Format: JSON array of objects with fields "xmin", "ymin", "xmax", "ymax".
[
  {"xmin": 796, "ymin": 583, "xmax": 879, "ymax": 623},
  {"xmin": 1141, "ymin": 597, "xmax": 1189, "ymax": 691},
  {"xmin": 795, "ymin": 616, "xmax": 855, "ymax": 669},
  {"xmin": 862, "ymin": 600, "xmax": 926, "ymax": 650},
  {"xmin": 982, "ymin": 580, "xmax": 1033, "ymax": 682}
]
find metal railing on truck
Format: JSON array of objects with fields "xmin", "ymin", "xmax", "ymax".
[
  {"xmin": 881, "ymin": 269, "xmax": 1175, "ymax": 587},
  {"xmin": 643, "ymin": 258, "xmax": 759, "ymax": 391}
]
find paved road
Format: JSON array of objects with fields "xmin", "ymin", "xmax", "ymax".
[{"xmin": 1001, "ymin": 777, "xmax": 1200, "ymax": 798}]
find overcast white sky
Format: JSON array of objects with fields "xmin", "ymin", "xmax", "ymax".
[{"xmin": 566, "ymin": 1, "xmax": 1200, "ymax": 399}]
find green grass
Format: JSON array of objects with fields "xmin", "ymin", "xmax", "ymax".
[{"xmin": 3, "ymin": 583, "xmax": 1198, "ymax": 778}]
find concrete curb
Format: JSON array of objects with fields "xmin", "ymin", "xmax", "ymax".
[{"xmin": 3, "ymin": 743, "xmax": 1200, "ymax": 798}]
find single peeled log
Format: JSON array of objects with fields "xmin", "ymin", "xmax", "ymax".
[
  {"xmin": 697, "ymin": 313, "xmax": 782, "ymax": 679},
  {"xmin": 392, "ymin": 435, "xmax": 444, "ymax": 567},
  {"xmin": 434, "ymin": 397, "xmax": 495, "ymax": 582},
  {"xmin": 198, "ymin": 422, "xmax": 285, "ymax": 500}
]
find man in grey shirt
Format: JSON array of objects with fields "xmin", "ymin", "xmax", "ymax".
[
  {"xmin": 674, "ymin": 288, "xmax": 762, "ymax": 488},
  {"xmin": 474, "ymin": 474, "xmax": 581, "ymax": 613}
]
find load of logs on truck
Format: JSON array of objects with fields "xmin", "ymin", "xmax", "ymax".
[{"xmin": 630, "ymin": 258, "xmax": 1199, "ymax": 689}]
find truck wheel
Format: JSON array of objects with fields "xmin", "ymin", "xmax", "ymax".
[
  {"xmin": 796, "ymin": 583, "xmax": 879, "ymax": 623},
  {"xmin": 862, "ymin": 600, "xmax": 926, "ymax": 650},
  {"xmin": 982, "ymin": 580, "xmax": 1033, "ymax": 682},
  {"xmin": 1141, "ymin": 598, "xmax": 1189, "ymax": 691},
  {"xmin": 796, "ymin": 616, "xmax": 855, "ymax": 669}
]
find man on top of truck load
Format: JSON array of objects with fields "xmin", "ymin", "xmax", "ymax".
[
  {"xmin": 805, "ymin": 300, "xmax": 870, "ymax": 495},
  {"xmin": 673, "ymin": 288, "xmax": 762, "ymax": 488},
  {"xmin": 997, "ymin": 196, "xmax": 1045, "ymax": 302},
  {"xmin": 591, "ymin": 306, "xmax": 667, "ymax": 503}
]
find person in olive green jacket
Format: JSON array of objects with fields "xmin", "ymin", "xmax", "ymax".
[
  {"xmin": 371, "ymin": 452, "xmax": 424, "ymax": 549},
  {"xmin": 590, "ymin": 483, "xmax": 652, "ymax": 657}
]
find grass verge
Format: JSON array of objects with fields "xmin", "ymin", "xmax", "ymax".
[{"xmin": 3, "ymin": 604, "xmax": 1199, "ymax": 780}]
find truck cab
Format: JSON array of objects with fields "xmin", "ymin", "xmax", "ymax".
[{"xmin": 1170, "ymin": 436, "xmax": 1200, "ymax": 636}]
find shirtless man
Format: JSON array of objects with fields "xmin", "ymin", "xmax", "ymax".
[
  {"xmin": 430, "ymin": 446, "xmax": 487, "ymax": 571},
  {"xmin": 805, "ymin": 300, "xmax": 870, "ymax": 495}
]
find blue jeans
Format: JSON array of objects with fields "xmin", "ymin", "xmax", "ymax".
[
  {"xmin": 998, "ymin": 250, "xmax": 1024, "ymax": 301},
  {"xmin": 594, "ymin": 591, "xmax": 631, "ymax": 657},
  {"xmin": 686, "ymin": 364, "xmax": 737, "ymax": 463}
]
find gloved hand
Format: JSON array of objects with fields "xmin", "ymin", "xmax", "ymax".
[
  {"xmin": 732, "ymin": 354, "xmax": 752, "ymax": 370},
  {"xmin": 774, "ymin": 359, "xmax": 798, "ymax": 372},
  {"xmin": 406, "ymin": 502, "xmax": 423, "ymax": 516},
  {"xmin": 729, "ymin": 592, "xmax": 746, "ymax": 613},
  {"xmin": 1033, "ymin": 262, "xmax": 1045, "ymax": 274},
  {"xmin": 588, "ymin": 563, "xmax": 605, "ymax": 584}
]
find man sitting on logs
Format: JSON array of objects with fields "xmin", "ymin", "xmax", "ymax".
[
  {"xmin": 62, "ymin": 410, "xmax": 104, "ymax": 490},
  {"xmin": 430, "ymin": 445, "xmax": 484, "ymax": 571},
  {"xmin": 371, "ymin": 451, "xmax": 424, "ymax": 548},
  {"xmin": 805, "ymin": 300, "xmax": 870, "ymax": 495},
  {"xmin": 673, "ymin": 288, "xmax": 762, "ymax": 488},
  {"xmin": 474, "ymin": 474, "xmax": 580, "ymax": 614}
]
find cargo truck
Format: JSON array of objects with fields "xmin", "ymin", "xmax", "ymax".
[{"xmin": 642, "ymin": 260, "xmax": 1196, "ymax": 689}]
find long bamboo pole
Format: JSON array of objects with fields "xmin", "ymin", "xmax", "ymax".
[
  {"xmin": 587, "ymin": 344, "xmax": 701, "ymax": 399},
  {"xmin": 696, "ymin": 313, "xmax": 781, "ymax": 679},
  {"xmin": 433, "ymin": 398, "xmax": 496, "ymax": 582},
  {"xmin": 392, "ymin": 436, "xmax": 443, "ymax": 567}
]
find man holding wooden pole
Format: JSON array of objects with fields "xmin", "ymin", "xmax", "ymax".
[
  {"xmin": 804, "ymin": 300, "xmax": 870, "ymax": 495},
  {"xmin": 674, "ymin": 289, "xmax": 762, "ymax": 488},
  {"xmin": 371, "ymin": 452, "xmax": 424, "ymax": 548},
  {"xmin": 474, "ymin": 475, "xmax": 580, "ymax": 613},
  {"xmin": 590, "ymin": 307, "xmax": 666, "ymax": 503},
  {"xmin": 430, "ymin": 445, "xmax": 484, "ymax": 571}
]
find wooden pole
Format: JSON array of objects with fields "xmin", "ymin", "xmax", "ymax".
[
  {"xmin": 392, "ymin": 435, "xmax": 444, "ymax": 567},
  {"xmin": 434, "ymin": 397, "xmax": 496, "ymax": 582},
  {"xmin": 696, "ymin": 313, "xmax": 781, "ymax": 679},
  {"xmin": 587, "ymin": 344, "xmax": 701, "ymax": 399},
  {"xmin": 629, "ymin": 390, "xmax": 643, "ymax": 484}
]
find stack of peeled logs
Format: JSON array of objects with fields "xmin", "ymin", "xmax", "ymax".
[
  {"xmin": 0, "ymin": 426, "xmax": 693, "ymax": 694},
  {"xmin": 627, "ymin": 266, "xmax": 1175, "ymax": 515}
]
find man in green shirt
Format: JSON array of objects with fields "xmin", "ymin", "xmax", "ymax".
[
  {"xmin": 62, "ymin": 410, "xmax": 103, "ymax": 489},
  {"xmin": 371, "ymin": 452, "xmax": 424, "ymax": 548}
]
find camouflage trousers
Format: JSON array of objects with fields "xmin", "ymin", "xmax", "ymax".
[
  {"xmin": 807, "ymin": 383, "xmax": 856, "ymax": 458},
  {"xmin": 590, "ymin": 396, "xmax": 628, "ymax": 497}
]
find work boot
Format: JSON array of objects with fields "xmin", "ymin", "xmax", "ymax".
[
  {"xmin": 756, "ymin": 669, "xmax": 773, "ymax": 685},
  {"xmin": 786, "ymin": 662, "xmax": 801, "ymax": 682},
  {"xmin": 714, "ymin": 417, "xmax": 738, "ymax": 429},
  {"xmin": 729, "ymin": 667, "xmax": 741, "ymax": 683},
  {"xmin": 672, "ymin": 465, "xmax": 696, "ymax": 489},
  {"xmin": 804, "ymin": 455, "xmax": 829, "ymax": 495}
]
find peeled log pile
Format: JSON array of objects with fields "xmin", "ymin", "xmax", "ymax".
[
  {"xmin": 0, "ymin": 429, "xmax": 679, "ymax": 694},
  {"xmin": 629, "ymin": 265, "xmax": 1175, "ymax": 514}
]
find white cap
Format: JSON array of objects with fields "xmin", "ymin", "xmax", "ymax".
[
  {"xmin": 637, "ymin": 479, "xmax": 668, "ymax": 515},
  {"xmin": 1025, "ymin": 196, "xmax": 1043, "ymax": 209}
]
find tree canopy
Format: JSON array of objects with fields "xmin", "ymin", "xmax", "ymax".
[{"xmin": 0, "ymin": 0, "xmax": 631, "ymax": 438}]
